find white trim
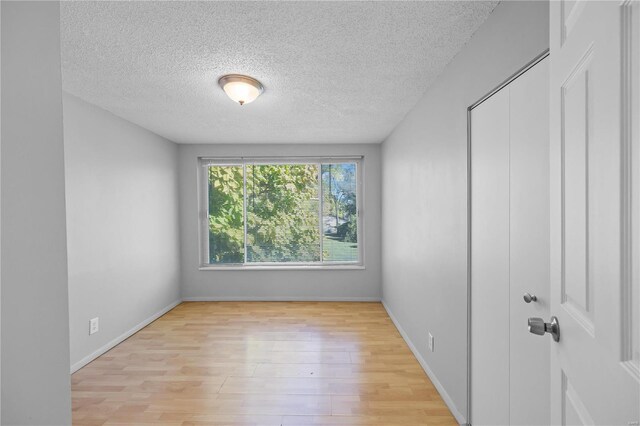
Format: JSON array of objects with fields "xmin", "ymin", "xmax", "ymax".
[
  {"xmin": 200, "ymin": 155, "xmax": 363, "ymax": 166},
  {"xmin": 197, "ymin": 161, "xmax": 210, "ymax": 265},
  {"xmin": 198, "ymin": 264, "xmax": 365, "ymax": 271},
  {"xmin": 243, "ymin": 163, "xmax": 248, "ymax": 264},
  {"xmin": 318, "ymin": 166, "xmax": 324, "ymax": 260},
  {"xmin": 382, "ymin": 300, "xmax": 466, "ymax": 425},
  {"xmin": 182, "ymin": 296, "xmax": 380, "ymax": 302},
  {"xmin": 70, "ymin": 299, "xmax": 182, "ymax": 373}
]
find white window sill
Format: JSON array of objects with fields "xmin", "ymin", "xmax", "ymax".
[{"xmin": 198, "ymin": 264, "xmax": 365, "ymax": 271}]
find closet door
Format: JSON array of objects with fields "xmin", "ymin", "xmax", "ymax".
[
  {"xmin": 508, "ymin": 57, "xmax": 550, "ymax": 426},
  {"xmin": 471, "ymin": 57, "xmax": 550, "ymax": 425},
  {"xmin": 471, "ymin": 86, "xmax": 510, "ymax": 426}
]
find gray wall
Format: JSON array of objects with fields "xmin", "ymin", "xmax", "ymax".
[
  {"xmin": 381, "ymin": 1, "xmax": 549, "ymax": 422},
  {"xmin": 178, "ymin": 143, "xmax": 381, "ymax": 300},
  {"xmin": 1, "ymin": 2, "xmax": 72, "ymax": 424},
  {"xmin": 1, "ymin": 2, "xmax": 3, "ymax": 420},
  {"xmin": 63, "ymin": 93, "xmax": 181, "ymax": 370}
]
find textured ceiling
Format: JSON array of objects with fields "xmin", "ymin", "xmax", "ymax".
[{"xmin": 61, "ymin": 1, "xmax": 498, "ymax": 144}]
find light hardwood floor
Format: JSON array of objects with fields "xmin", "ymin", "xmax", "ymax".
[{"xmin": 72, "ymin": 302, "xmax": 457, "ymax": 425}]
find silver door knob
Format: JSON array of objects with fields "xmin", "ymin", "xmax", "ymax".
[
  {"xmin": 523, "ymin": 293, "xmax": 537, "ymax": 303},
  {"xmin": 528, "ymin": 316, "xmax": 560, "ymax": 342}
]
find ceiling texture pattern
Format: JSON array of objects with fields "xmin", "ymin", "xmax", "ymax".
[{"xmin": 61, "ymin": 1, "xmax": 498, "ymax": 144}]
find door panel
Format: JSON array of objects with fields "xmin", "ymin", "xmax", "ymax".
[
  {"xmin": 471, "ymin": 87, "xmax": 510, "ymax": 426},
  {"xmin": 509, "ymin": 57, "xmax": 550, "ymax": 426},
  {"xmin": 550, "ymin": 1, "xmax": 640, "ymax": 424},
  {"xmin": 561, "ymin": 47, "xmax": 594, "ymax": 334}
]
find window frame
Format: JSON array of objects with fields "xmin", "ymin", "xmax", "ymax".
[{"xmin": 197, "ymin": 156, "xmax": 365, "ymax": 270}]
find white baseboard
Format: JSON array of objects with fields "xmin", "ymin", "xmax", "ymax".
[
  {"xmin": 70, "ymin": 299, "xmax": 182, "ymax": 373},
  {"xmin": 382, "ymin": 300, "xmax": 466, "ymax": 425},
  {"xmin": 182, "ymin": 296, "xmax": 381, "ymax": 302}
]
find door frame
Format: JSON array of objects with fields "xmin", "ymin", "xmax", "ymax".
[{"xmin": 466, "ymin": 49, "xmax": 549, "ymax": 425}]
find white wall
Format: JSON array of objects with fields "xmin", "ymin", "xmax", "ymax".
[
  {"xmin": 381, "ymin": 1, "xmax": 549, "ymax": 422},
  {"xmin": 1, "ymin": 2, "xmax": 72, "ymax": 424},
  {"xmin": 178, "ymin": 143, "xmax": 381, "ymax": 301},
  {"xmin": 63, "ymin": 93, "xmax": 181, "ymax": 371}
]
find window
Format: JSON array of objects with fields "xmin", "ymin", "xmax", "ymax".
[{"xmin": 198, "ymin": 157, "xmax": 363, "ymax": 268}]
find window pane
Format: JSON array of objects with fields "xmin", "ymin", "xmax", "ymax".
[
  {"xmin": 208, "ymin": 165, "xmax": 244, "ymax": 263},
  {"xmin": 246, "ymin": 164, "xmax": 321, "ymax": 262},
  {"xmin": 322, "ymin": 163, "xmax": 358, "ymax": 262}
]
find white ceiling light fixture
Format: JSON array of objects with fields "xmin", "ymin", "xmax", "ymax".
[{"xmin": 218, "ymin": 74, "xmax": 264, "ymax": 106}]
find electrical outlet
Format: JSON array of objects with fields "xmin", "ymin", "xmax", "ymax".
[
  {"xmin": 428, "ymin": 333, "xmax": 435, "ymax": 352},
  {"xmin": 89, "ymin": 317, "xmax": 99, "ymax": 335}
]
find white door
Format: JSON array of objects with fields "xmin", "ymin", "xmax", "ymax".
[
  {"xmin": 549, "ymin": 1, "xmax": 640, "ymax": 425},
  {"xmin": 472, "ymin": 84, "xmax": 511, "ymax": 426},
  {"xmin": 509, "ymin": 57, "xmax": 551, "ymax": 426},
  {"xmin": 471, "ymin": 56, "xmax": 550, "ymax": 425}
]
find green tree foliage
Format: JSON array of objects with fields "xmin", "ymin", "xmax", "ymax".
[
  {"xmin": 336, "ymin": 216, "xmax": 357, "ymax": 243},
  {"xmin": 246, "ymin": 164, "xmax": 320, "ymax": 262},
  {"xmin": 208, "ymin": 166, "xmax": 244, "ymax": 263},
  {"xmin": 208, "ymin": 164, "xmax": 321, "ymax": 263}
]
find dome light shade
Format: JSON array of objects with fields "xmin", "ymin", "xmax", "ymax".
[{"xmin": 218, "ymin": 74, "xmax": 264, "ymax": 106}]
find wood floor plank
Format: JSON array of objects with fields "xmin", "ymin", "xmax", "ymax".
[{"xmin": 71, "ymin": 302, "xmax": 457, "ymax": 425}]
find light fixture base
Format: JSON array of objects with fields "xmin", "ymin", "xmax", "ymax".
[{"xmin": 218, "ymin": 74, "xmax": 264, "ymax": 106}]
